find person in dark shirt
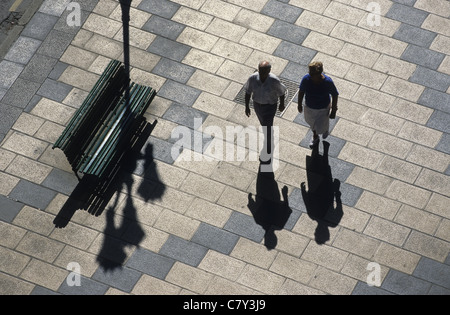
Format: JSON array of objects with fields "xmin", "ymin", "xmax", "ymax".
[{"xmin": 298, "ymin": 62, "xmax": 339, "ymax": 148}]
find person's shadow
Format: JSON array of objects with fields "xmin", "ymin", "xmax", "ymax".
[
  {"xmin": 248, "ymin": 163, "xmax": 292, "ymax": 250},
  {"xmin": 301, "ymin": 141, "xmax": 343, "ymax": 244}
]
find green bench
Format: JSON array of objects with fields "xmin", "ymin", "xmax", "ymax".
[{"xmin": 53, "ymin": 59, "xmax": 157, "ymax": 184}]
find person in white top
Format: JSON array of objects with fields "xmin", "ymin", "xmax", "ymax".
[{"xmin": 244, "ymin": 61, "xmax": 287, "ymax": 163}]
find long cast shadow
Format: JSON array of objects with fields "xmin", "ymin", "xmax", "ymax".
[
  {"xmin": 53, "ymin": 0, "xmax": 166, "ymax": 271},
  {"xmin": 248, "ymin": 163, "xmax": 292, "ymax": 250},
  {"xmin": 301, "ymin": 141, "xmax": 343, "ymax": 244}
]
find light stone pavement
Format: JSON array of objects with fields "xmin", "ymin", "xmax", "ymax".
[{"xmin": 0, "ymin": 0, "xmax": 449, "ymax": 296}]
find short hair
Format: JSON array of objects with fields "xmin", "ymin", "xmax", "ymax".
[{"xmin": 308, "ymin": 61, "xmax": 323, "ymax": 75}]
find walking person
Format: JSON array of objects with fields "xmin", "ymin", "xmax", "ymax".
[
  {"xmin": 298, "ymin": 61, "xmax": 339, "ymax": 148},
  {"xmin": 245, "ymin": 61, "xmax": 287, "ymax": 163}
]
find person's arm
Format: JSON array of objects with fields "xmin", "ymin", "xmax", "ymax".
[
  {"xmin": 330, "ymin": 95, "xmax": 338, "ymax": 119},
  {"xmin": 297, "ymin": 90, "xmax": 305, "ymax": 113},
  {"xmin": 279, "ymin": 94, "xmax": 285, "ymax": 112},
  {"xmin": 245, "ymin": 93, "xmax": 251, "ymax": 117}
]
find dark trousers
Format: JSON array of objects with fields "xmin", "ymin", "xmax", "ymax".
[{"xmin": 254, "ymin": 102, "xmax": 277, "ymax": 160}]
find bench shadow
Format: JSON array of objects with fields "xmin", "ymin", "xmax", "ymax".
[
  {"xmin": 301, "ymin": 141, "xmax": 343, "ymax": 244},
  {"xmin": 248, "ymin": 163, "xmax": 292, "ymax": 250},
  {"xmin": 53, "ymin": 0, "xmax": 166, "ymax": 271}
]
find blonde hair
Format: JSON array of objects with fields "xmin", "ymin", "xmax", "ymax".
[{"xmin": 309, "ymin": 61, "xmax": 323, "ymax": 75}]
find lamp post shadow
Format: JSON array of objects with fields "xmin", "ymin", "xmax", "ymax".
[{"xmin": 301, "ymin": 141, "xmax": 343, "ymax": 244}]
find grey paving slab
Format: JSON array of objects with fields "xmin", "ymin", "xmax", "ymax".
[
  {"xmin": 0, "ymin": 61, "xmax": 24, "ymax": 90},
  {"xmin": 152, "ymin": 58, "xmax": 195, "ymax": 84},
  {"xmin": 427, "ymin": 110, "xmax": 450, "ymax": 134},
  {"xmin": 37, "ymin": 30, "xmax": 74, "ymax": 59},
  {"xmin": 159, "ymin": 235, "xmax": 208, "ymax": 267},
  {"xmin": 144, "ymin": 136, "xmax": 180, "ymax": 164},
  {"xmin": 36, "ymin": 78, "xmax": 72, "ymax": 102},
  {"xmin": 288, "ymin": 188, "xmax": 307, "ymax": 213},
  {"xmin": 352, "ymin": 281, "xmax": 394, "ymax": 295},
  {"xmin": 147, "ymin": 37, "xmax": 191, "ymax": 62},
  {"xmin": 58, "ymin": 275, "xmax": 109, "ymax": 295},
  {"xmin": 158, "ymin": 81, "xmax": 202, "ymax": 107},
  {"xmin": 0, "ymin": 103, "xmax": 22, "ymax": 134},
  {"xmin": 21, "ymin": 12, "xmax": 58, "ymax": 40},
  {"xmin": 142, "ymin": 16, "xmax": 185, "ymax": 41},
  {"xmin": 268, "ymin": 20, "xmax": 310, "ymax": 44},
  {"xmin": 413, "ymin": 257, "xmax": 450, "ymax": 289},
  {"xmin": 385, "ymin": 3, "xmax": 428, "ymax": 27},
  {"xmin": 418, "ymin": 88, "xmax": 450, "ymax": 113},
  {"xmin": 41, "ymin": 168, "xmax": 78, "ymax": 196},
  {"xmin": 391, "ymin": 0, "xmax": 417, "ymax": 6},
  {"xmin": 4, "ymin": 37, "xmax": 42, "ymax": 65},
  {"xmin": 409, "ymin": 67, "xmax": 450, "ymax": 92},
  {"xmin": 1, "ymin": 78, "xmax": 41, "ymax": 109},
  {"xmin": 138, "ymin": 0, "xmax": 180, "ymax": 19},
  {"xmin": 274, "ymin": 41, "xmax": 316, "ymax": 64},
  {"xmin": 19, "ymin": 54, "xmax": 58, "ymax": 84},
  {"xmin": 381, "ymin": 269, "xmax": 432, "ymax": 295},
  {"xmin": 126, "ymin": 247, "xmax": 175, "ymax": 280},
  {"xmin": 339, "ymin": 182, "xmax": 363, "ymax": 207},
  {"xmin": 0, "ymin": 195, "xmax": 23, "ymax": 223},
  {"xmin": 191, "ymin": 222, "xmax": 240, "ymax": 255},
  {"xmin": 91, "ymin": 265, "xmax": 142, "ymax": 293},
  {"xmin": 262, "ymin": 0, "xmax": 304, "ymax": 24},
  {"xmin": 393, "ymin": 23, "xmax": 437, "ymax": 48},
  {"xmin": 224, "ymin": 211, "xmax": 265, "ymax": 243},
  {"xmin": 436, "ymin": 133, "xmax": 450, "ymax": 155},
  {"xmin": 9, "ymin": 179, "xmax": 57, "ymax": 210},
  {"xmin": 401, "ymin": 45, "xmax": 445, "ymax": 70},
  {"xmin": 162, "ymin": 102, "xmax": 207, "ymax": 128}
]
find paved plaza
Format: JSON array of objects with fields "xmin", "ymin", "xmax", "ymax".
[{"xmin": 0, "ymin": 0, "xmax": 449, "ymax": 296}]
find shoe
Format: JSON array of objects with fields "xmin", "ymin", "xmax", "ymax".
[
  {"xmin": 309, "ymin": 136, "xmax": 319, "ymax": 149},
  {"xmin": 323, "ymin": 131, "xmax": 329, "ymax": 139}
]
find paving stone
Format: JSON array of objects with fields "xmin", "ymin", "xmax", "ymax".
[
  {"xmin": 393, "ymin": 23, "xmax": 437, "ymax": 47},
  {"xmin": 191, "ymin": 222, "xmax": 240, "ymax": 255},
  {"xmin": 58, "ymin": 275, "xmax": 109, "ymax": 295},
  {"xmin": 159, "ymin": 235, "xmax": 208, "ymax": 267},
  {"xmin": 138, "ymin": 0, "xmax": 180, "ymax": 18},
  {"xmin": 132, "ymin": 274, "xmax": 180, "ymax": 295},
  {"xmin": 436, "ymin": 133, "xmax": 450, "ymax": 154},
  {"xmin": 92, "ymin": 265, "xmax": 142, "ymax": 293},
  {"xmin": 237, "ymin": 264, "xmax": 285, "ymax": 295},
  {"xmin": 38, "ymin": 30, "xmax": 75, "ymax": 59},
  {"xmin": 21, "ymin": 12, "xmax": 59, "ymax": 40},
  {"xmin": 159, "ymin": 81, "xmax": 202, "ymax": 107},
  {"xmin": 224, "ymin": 211, "xmax": 265, "ymax": 243},
  {"xmin": 427, "ymin": 110, "xmax": 450, "ymax": 134},
  {"xmin": 401, "ymin": 45, "xmax": 445, "ymax": 70},
  {"xmin": 405, "ymin": 231, "xmax": 450, "ymax": 262},
  {"xmin": 1, "ymin": 78, "xmax": 41, "ymax": 109},
  {"xmin": 37, "ymin": 78, "xmax": 73, "ymax": 103},
  {"xmin": 422, "ymin": 14, "xmax": 450, "ymax": 37},
  {"xmin": 0, "ymin": 195, "xmax": 23, "ymax": 223},
  {"xmin": 165, "ymin": 261, "xmax": 213, "ymax": 294},
  {"xmin": 41, "ymin": 168, "xmax": 78, "ymax": 196},
  {"xmin": 152, "ymin": 58, "xmax": 195, "ymax": 84},
  {"xmin": 19, "ymin": 54, "xmax": 59, "ymax": 84},
  {"xmin": 262, "ymin": 0, "xmax": 304, "ymax": 23},
  {"xmin": 126, "ymin": 247, "xmax": 175, "ymax": 279},
  {"xmin": 352, "ymin": 281, "xmax": 394, "ymax": 295},
  {"xmin": 4, "ymin": 37, "xmax": 42, "ymax": 65},
  {"xmin": 409, "ymin": 66, "xmax": 450, "ymax": 92},
  {"xmin": 381, "ymin": 270, "xmax": 431, "ymax": 295},
  {"xmin": 0, "ymin": 104, "xmax": 23, "ymax": 136},
  {"xmin": 302, "ymin": 32, "xmax": 343, "ymax": 56},
  {"xmin": 386, "ymin": 3, "xmax": 429, "ymax": 26},
  {"xmin": 9, "ymin": 180, "xmax": 56, "ymax": 210},
  {"xmin": 20, "ymin": 259, "xmax": 68, "ymax": 292},
  {"xmin": 418, "ymin": 88, "xmax": 450, "ymax": 113},
  {"xmin": 0, "ymin": 61, "xmax": 24, "ymax": 90},
  {"xmin": 414, "ymin": 257, "xmax": 450, "ymax": 289}
]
